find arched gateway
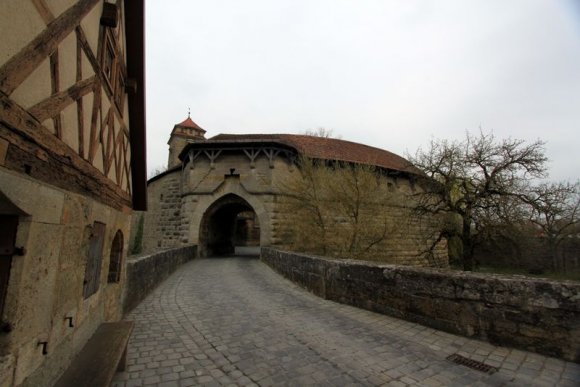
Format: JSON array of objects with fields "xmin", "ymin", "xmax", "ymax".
[
  {"xmin": 199, "ymin": 194, "xmax": 261, "ymax": 256},
  {"xmin": 139, "ymin": 116, "xmax": 446, "ymax": 265}
]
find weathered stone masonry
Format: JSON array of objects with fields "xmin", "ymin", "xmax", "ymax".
[
  {"xmin": 140, "ymin": 128, "xmax": 448, "ymax": 266},
  {"xmin": 123, "ymin": 245, "xmax": 197, "ymax": 314},
  {"xmin": 0, "ymin": 1, "xmax": 146, "ymax": 385},
  {"xmin": 262, "ymin": 248, "xmax": 580, "ymax": 362},
  {"xmin": 141, "ymin": 170, "xmax": 184, "ymax": 251}
]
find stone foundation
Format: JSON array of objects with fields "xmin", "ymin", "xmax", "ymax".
[{"xmin": 261, "ymin": 248, "xmax": 580, "ymax": 362}]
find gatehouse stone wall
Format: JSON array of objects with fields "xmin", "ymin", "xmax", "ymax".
[{"xmin": 139, "ymin": 146, "xmax": 447, "ymax": 266}]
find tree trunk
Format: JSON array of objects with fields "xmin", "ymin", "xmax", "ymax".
[
  {"xmin": 547, "ymin": 238, "xmax": 558, "ymax": 272},
  {"xmin": 462, "ymin": 219, "xmax": 475, "ymax": 271}
]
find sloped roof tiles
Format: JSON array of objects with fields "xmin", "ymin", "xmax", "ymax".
[
  {"xmin": 206, "ymin": 133, "xmax": 420, "ymax": 175},
  {"xmin": 175, "ymin": 117, "xmax": 206, "ymax": 132}
]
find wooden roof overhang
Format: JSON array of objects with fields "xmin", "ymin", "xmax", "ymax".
[{"xmin": 178, "ymin": 136, "xmax": 424, "ymax": 180}]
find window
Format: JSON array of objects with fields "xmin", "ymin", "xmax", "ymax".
[
  {"xmin": 101, "ymin": 29, "xmax": 125, "ymax": 115},
  {"xmin": 108, "ymin": 230, "xmax": 123, "ymax": 283},
  {"xmin": 83, "ymin": 222, "xmax": 106, "ymax": 299},
  {"xmin": 114, "ymin": 72, "xmax": 125, "ymax": 111},
  {"xmin": 103, "ymin": 35, "xmax": 116, "ymax": 88}
]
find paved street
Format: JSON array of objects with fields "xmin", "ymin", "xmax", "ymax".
[{"xmin": 112, "ymin": 257, "xmax": 580, "ymax": 386}]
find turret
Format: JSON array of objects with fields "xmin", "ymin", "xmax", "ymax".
[{"xmin": 167, "ymin": 114, "xmax": 206, "ymax": 168}]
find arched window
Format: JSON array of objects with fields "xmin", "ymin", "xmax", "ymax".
[{"xmin": 107, "ymin": 230, "xmax": 123, "ymax": 283}]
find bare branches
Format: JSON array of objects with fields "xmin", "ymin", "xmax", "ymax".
[
  {"xmin": 408, "ymin": 130, "xmax": 549, "ymax": 270},
  {"xmin": 303, "ymin": 127, "xmax": 341, "ymax": 139},
  {"xmin": 279, "ymin": 157, "xmax": 396, "ymax": 260},
  {"xmin": 526, "ymin": 181, "xmax": 580, "ymax": 247}
]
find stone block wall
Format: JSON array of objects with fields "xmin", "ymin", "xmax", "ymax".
[
  {"xmin": 272, "ymin": 188, "xmax": 448, "ymax": 267},
  {"xmin": 141, "ymin": 170, "xmax": 183, "ymax": 253},
  {"xmin": 261, "ymin": 248, "xmax": 580, "ymax": 362},
  {"xmin": 267, "ymin": 161, "xmax": 449, "ymax": 266},
  {"xmin": 123, "ymin": 245, "xmax": 197, "ymax": 314},
  {"xmin": 0, "ymin": 169, "xmax": 131, "ymax": 387},
  {"xmin": 139, "ymin": 151, "xmax": 448, "ymax": 266}
]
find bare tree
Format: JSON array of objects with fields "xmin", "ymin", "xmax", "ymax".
[
  {"xmin": 282, "ymin": 158, "xmax": 332, "ymax": 255},
  {"xmin": 303, "ymin": 127, "xmax": 341, "ymax": 139},
  {"xmin": 409, "ymin": 131, "xmax": 547, "ymax": 271},
  {"xmin": 525, "ymin": 181, "xmax": 580, "ymax": 271},
  {"xmin": 280, "ymin": 157, "xmax": 395, "ymax": 260},
  {"xmin": 148, "ymin": 165, "xmax": 168, "ymax": 179}
]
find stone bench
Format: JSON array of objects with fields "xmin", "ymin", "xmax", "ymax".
[{"xmin": 54, "ymin": 321, "xmax": 134, "ymax": 387}]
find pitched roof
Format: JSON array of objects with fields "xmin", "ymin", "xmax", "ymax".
[
  {"xmin": 207, "ymin": 133, "xmax": 420, "ymax": 175},
  {"xmin": 175, "ymin": 116, "xmax": 206, "ymax": 132}
]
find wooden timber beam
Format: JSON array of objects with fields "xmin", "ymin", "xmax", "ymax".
[
  {"xmin": 88, "ymin": 80, "xmax": 102, "ymax": 164},
  {"xmin": 0, "ymin": 93, "xmax": 131, "ymax": 210},
  {"xmin": 31, "ymin": 0, "xmax": 55, "ymax": 24},
  {"xmin": 32, "ymin": 0, "xmax": 63, "ymax": 138},
  {"xmin": 0, "ymin": 0, "xmax": 100, "ymax": 95},
  {"xmin": 28, "ymin": 76, "xmax": 96, "ymax": 122},
  {"xmin": 76, "ymin": 33, "xmax": 85, "ymax": 157}
]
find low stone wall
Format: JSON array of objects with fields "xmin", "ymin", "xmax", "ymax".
[
  {"xmin": 261, "ymin": 248, "xmax": 580, "ymax": 362},
  {"xmin": 123, "ymin": 245, "xmax": 197, "ymax": 314}
]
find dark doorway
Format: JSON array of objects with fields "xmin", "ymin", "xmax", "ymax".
[
  {"xmin": 200, "ymin": 194, "xmax": 260, "ymax": 256},
  {"xmin": 0, "ymin": 215, "xmax": 18, "ymax": 325},
  {"xmin": 0, "ymin": 190, "xmax": 27, "ymax": 332}
]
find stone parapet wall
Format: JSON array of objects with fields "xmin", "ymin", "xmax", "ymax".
[
  {"xmin": 261, "ymin": 248, "xmax": 580, "ymax": 362},
  {"xmin": 123, "ymin": 245, "xmax": 196, "ymax": 314}
]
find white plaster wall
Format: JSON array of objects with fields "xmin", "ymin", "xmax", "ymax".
[{"xmin": 0, "ymin": 0, "xmax": 45, "ymax": 67}]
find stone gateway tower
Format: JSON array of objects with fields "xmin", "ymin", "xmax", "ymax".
[
  {"xmin": 167, "ymin": 114, "xmax": 206, "ymax": 168},
  {"xmin": 140, "ymin": 117, "xmax": 447, "ymax": 266}
]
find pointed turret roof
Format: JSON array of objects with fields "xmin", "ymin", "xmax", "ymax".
[{"xmin": 174, "ymin": 115, "xmax": 206, "ymax": 133}]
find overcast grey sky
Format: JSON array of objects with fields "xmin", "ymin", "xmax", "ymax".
[{"xmin": 145, "ymin": 0, "xmax": 580, "ymax": 181}]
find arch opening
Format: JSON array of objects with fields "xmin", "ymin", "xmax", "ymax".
[
  {"xmin": 199, "ymin": 194, "xmax": 261, "ymax": 257},
  {"xmin": 108, "ymin": 230, "xmax": 124, "ymax": 283}
]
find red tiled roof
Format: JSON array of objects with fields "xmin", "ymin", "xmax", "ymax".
[
  {"xmin": 175, "ymin": 116, "xmax": 206, "ymax": 132},
  {"xmin": 208, "ymin": 134, "xmax": 420, "ymax": 174}
]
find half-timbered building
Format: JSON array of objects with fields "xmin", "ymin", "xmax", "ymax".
[{"xmin": 0, "ymin": 1, "xmax": 146, "ymax": 385}]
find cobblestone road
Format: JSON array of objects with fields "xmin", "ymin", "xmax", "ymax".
[{"xmin": 112, "ymin": 257, "xmax": 580, "ymax": 386}]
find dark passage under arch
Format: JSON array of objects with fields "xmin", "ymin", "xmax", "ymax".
[{"xmin": 199, "ymin": 194, "xmax": 260, "ymax": 256}]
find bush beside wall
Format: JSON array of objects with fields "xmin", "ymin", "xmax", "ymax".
[{"xmin": 261, "ymin": 248, "xmax": 580, "ymax": 362}]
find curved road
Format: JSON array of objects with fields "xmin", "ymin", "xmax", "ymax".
[{"xmin": 112, "ymin": 257, "xmax": 579, "ymax": 386}]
